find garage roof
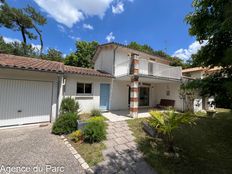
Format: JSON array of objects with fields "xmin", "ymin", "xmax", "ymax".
[
  {"xmin": 0, "ymin": 54, "xmax": 113, "ymax": 78},
  {"xmin": 0, "ymin": 54, "xmax": 64, "ymax": 73}
]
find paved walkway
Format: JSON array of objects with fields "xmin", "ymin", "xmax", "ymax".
[
  {"xmin": 93, "ymin": 121, "xmax": 156, "ymax": 174},
  {"xmin": 102, "ymin": 109, "xmax": 151, "ymax": 122},
  {"xmin": 0, "ymin": 125, "xmax": 85, "ymax": 174}
]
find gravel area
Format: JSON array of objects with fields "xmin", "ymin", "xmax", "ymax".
[{"xmin": 0, "ymin": 125, "xmax": 85, "ymax": 174}]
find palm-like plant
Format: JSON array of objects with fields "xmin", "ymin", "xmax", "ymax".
[{"xmin": 149, "ymin": 110, "xmax": 196, "ymax": 152}]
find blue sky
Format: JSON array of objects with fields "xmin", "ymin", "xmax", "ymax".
[{"xmin": 0, "ymin": 0, "xmax": 204, "ymax": 60}]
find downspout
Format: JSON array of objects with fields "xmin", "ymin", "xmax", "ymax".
[
  {"xmin": 113, "ymin": 45, "xmax": 119, "ymax": 75},
  {"xmin": 56, "ymin": 73, "xmax": 64, "ymax": 118}
]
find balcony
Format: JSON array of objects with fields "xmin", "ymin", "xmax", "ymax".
[{"xmin": 114, "ymin": 59, "xmax": 182, "ymax": 80}]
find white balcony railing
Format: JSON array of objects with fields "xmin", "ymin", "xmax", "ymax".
[{"xmin": 114, "ymin": 59, "xmax": 182, "ymax": 80}]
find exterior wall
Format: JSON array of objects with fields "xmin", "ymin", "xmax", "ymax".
[
  {"xmin": 152, "ymin": 82, "xmax": 183, "ymax": 111},
  {"xmin": 114, "ymin": 49, "xmax": 130, "ymax": 76},
  {"xmin": 0, "ymin": 68, "xmax": 59, "ymax": 122},
  {"xmin": 64, "ymin": 74, "xmax": 112, "ymax": 113},
  {"xmin": 94, "ymin": 48, "xmax": 114, "ymax": 74},
  {"xmin": 139, "ymin": 58, "xmax": 149, "ymax": 75},
  {"xmin": 110, "ymin": 80, "xmax": 130, "ymax": 110},
  {"xmin": 183, "ymin": 71, "xmax": 204, "ymax": 79}
]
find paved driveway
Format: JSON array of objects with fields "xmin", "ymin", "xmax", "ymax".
[{"xmin": 0, "ymin": 125, "xmax": 85, "ymax": 174}]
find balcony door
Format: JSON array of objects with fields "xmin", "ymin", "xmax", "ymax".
[{"xmin": 139, "ymin": 87, "xmax": 149, "ymax": 106}]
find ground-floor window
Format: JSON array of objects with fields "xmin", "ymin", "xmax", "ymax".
[{"xmin": 76, "ymin": 83, "xmax": 92, "ymax": 94}]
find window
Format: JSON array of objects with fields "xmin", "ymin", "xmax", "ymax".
[
  {"xmin": 77, "ymin": 83, "xmax": 92, "ymax": 94},
  {"xmin": 148, "ymin": 62, "xmax": 153, "ymax": 75}
]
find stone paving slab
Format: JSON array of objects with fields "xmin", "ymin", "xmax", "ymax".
[{"xmin": 92, "ymin": 120, "xmax": 157, "ymax": 174}]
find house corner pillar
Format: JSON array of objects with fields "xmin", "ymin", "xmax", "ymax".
[{"xmin": 130, "ymin": 53, "xmax": 139, "ymax": 118}]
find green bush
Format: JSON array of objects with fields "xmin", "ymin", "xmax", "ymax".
[
  {"xmin": 52, "ymin": 113, "xmax": 78, "ymax": 135},
  {"xmin": 60, "ymin": 97, "xmax": 79, "ymax": 114},
  {"xmin": 83, "ymin": 121, "xmax": 106, "ymax": 143},
  {"xmin": 91, "ymin": 109, "xmax": 102, "ymax": 116},
  {"xmin": 69, "ymin": 130, "xmax": 83, "ymax": 142},
  {"xmin": 87, "ymin": 116, "xmax": 106, "ymax": 122}
]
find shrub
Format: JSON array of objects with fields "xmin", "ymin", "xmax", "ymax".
[
  {"xmin": 52, "ymin": 112, "xmax": 78, "ymax": 135},
  {"xmin": 83, "ymin": 121, "xmax": 106, "ymax": 143},
  {"xmin": 60, "ymin": 97, "xmax": 79, "ymax": 114},
  {"xmin": 149, "ymin": 110, "xmax": 196, "ymax": 152},
  {"xmin": 91, "ymin": 109, "xmax": 102, "ymax": 116},
  {"xmin": 69, "ymin": 130, "xmax": 83, "ymax": 142},
  {"xmin": 87, "ymin": 116, "xmax": 106, "ymax": 123}
]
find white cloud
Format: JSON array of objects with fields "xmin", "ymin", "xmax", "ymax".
[
  {"xmin": 34, "ymin": 0, "xmax": 115, "ymax": 28},
  {"xmin": 3, "ymin": 36, "xmax": 20, "ymax": 43},
  {"xmin": 172, "ymin": 40, "xmax": 207, "ymax": 60},
  {"xmin": 112, "ymin": 1, "xmax": 124, "ymax": 14},
  {"xmin": 68, "ymin": 35, "xmax": 81, "ymax": 41},
  {"xmin": 83, "ymin": 23, "xmax": 94, "ymax": 30},
  {"xmin": 106, "ymin": 32, "xmax": 115, "ymax": 42},
  {"xmin": 57, "ymin": 24, "xmax": 66, "ymax": 32}
]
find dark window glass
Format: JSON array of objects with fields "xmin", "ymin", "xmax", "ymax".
[
  {"xmin": 77, "ymin": 83, "xmax": 84, "ymax": 93},
  {"xmin": 85, "ymin": 84, "xmax": 92, "ymax": 94}
]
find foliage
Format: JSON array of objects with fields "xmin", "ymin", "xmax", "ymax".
[
  {"xmin": 87, "ymin": 116, "xmax": 106, "ymax": 122},
  {"xmin": 148, "ymin": 110, "xmax": 196, "ymax": 152},
  {"xmin": 186, "ymin": 0, "xmax": 232, "ymax": 68},
  {"xmin": 69, "ymin": 130, "xmax": 83, "ymax": 142},
  {"xmin": 0, "ymin": 36, "xmax": 40, "ymax": 57},
  {"xmin": 52, "ymin": 112, "xmax": 78, "ymax": 135},
  {"xmin": 90, "ymin": 109, "xmax": 102, "ymax": 117},
  {"xmin": 43, "ymin": 48, "xmax": 63, "ymax": 62},
  {"xmin": 76, "ymin": 41, "xmax": 99, "ymax": 68},
  {"xmin": 83, "ymin": 120, "xmax": 106, "ymax": 143},
  {"xmin": 179, "ymin": 83, "xmax": 196, "ymax": 111},
  {"xmin": 0, "ymin": 1, "xmax": 46, "ymax": 55},
  {"xmin": 60, "ymin": 97, "xmax": 79, "ymax": 114},
  {"xmin": 185, "ymin": 0, "xmax": 232, "ymax": 108},
  {"xmin": 127, "ymin": 110, "xmax": 232, "ymax": 174},
  {"xmin": 182, "ymin": 72, "xmax": 232, "ymax": 109},
  {"xmin": 64, "ymin": 53, "xmax": 78, "ymax": 66}
]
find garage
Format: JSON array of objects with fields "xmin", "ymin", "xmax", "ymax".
[{"xmin": 0, "ymin": 79, "xmax": 53, "ymax": 127}]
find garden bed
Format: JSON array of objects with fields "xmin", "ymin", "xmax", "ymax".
[{"xmin": 127, "ymin": 109, "xmax": 232, "ymax": 174}]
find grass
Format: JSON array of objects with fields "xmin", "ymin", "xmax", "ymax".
[
  {"xmin": 127, "ymin": 108, "xmax": 232, "ymax": 174},
  {"xmin": 70, "ymin": 140, "xmax": 106, "ymax": 166}
]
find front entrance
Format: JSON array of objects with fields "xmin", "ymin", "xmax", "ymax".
[
  {"xmin": 139, "ymin": 87, "xmax": 150, "ymax": 106},
  {"xmin": 100, "ymin": 84, "xmax": 110, "ymax": 111}
]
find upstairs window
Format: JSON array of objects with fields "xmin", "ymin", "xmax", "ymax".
[
  {"xmin": 148, "ymin": 62, "xmax": 153, "ymax": 75},
  {"xmin": 77, "ymin": 83, "xmax": 92, "ymax": 94}
]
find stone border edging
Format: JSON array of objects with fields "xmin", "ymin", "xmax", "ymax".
[{"xmin": 60, "ymin": 135, "xmax": 94, "ymax": 174}]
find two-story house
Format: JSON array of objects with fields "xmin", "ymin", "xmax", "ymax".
[
  {"xmin": 64, "ymin": 43, "xmax": 183, "ymax": 117},
  {"xmin": 0, "ymin": 42, "xmax": 184, "ymax": 127}
]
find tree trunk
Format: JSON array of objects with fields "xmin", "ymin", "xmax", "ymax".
[
  {"xmin": 20, "ymin": 27, "xmax": 27, "ymax": 55},
  {"xmin": 34, "ymin": 25, "xmax": 43, "ymax": 57}
]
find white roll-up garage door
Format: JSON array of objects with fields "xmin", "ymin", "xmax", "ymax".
[{"xmin": 0, "ymin": 79, "xmax": 53, "ymax": 127}]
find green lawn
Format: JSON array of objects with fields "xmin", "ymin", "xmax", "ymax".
[
  {"xmin": 70, "ymin": 141, "xmax": 106, "ymax": 167},
  {"xmin": 127, "ymin": 109, "xmax": 232, "ymax": 174}
]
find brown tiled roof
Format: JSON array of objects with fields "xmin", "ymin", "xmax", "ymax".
[
  {"xmin": 64, "ymin": 65, "xmax": 113, "ymax": 78},
  {"xmin": 0, "ymin": 54, "xmax": 64, "ymax": 73},
  {"xmin": 0, "ymin": 54, "xmax": 113, "ymax": 78}
]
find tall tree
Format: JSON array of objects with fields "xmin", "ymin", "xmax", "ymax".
[
  {"xmin": 74, "ymin": 41, "xmax": 98, "ymax": 68},
  {"xmin": 0, "ymin": 1, "xmax": 46, "ymax": 55},
  {"xmin": 186, "ymin": 0, "xmax": 232, "ymax": 68},
  {"xmin": 185, "ymin": 0, "xmax": 232, "ymax": 108},
  {"xmin": 24, "ymin": 6, "xmax": 47, "ymax": 56}
]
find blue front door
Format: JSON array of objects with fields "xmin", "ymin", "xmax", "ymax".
[{"xmin": 100, "ymin": 84, "xmax": 110, "ymax": 110}]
